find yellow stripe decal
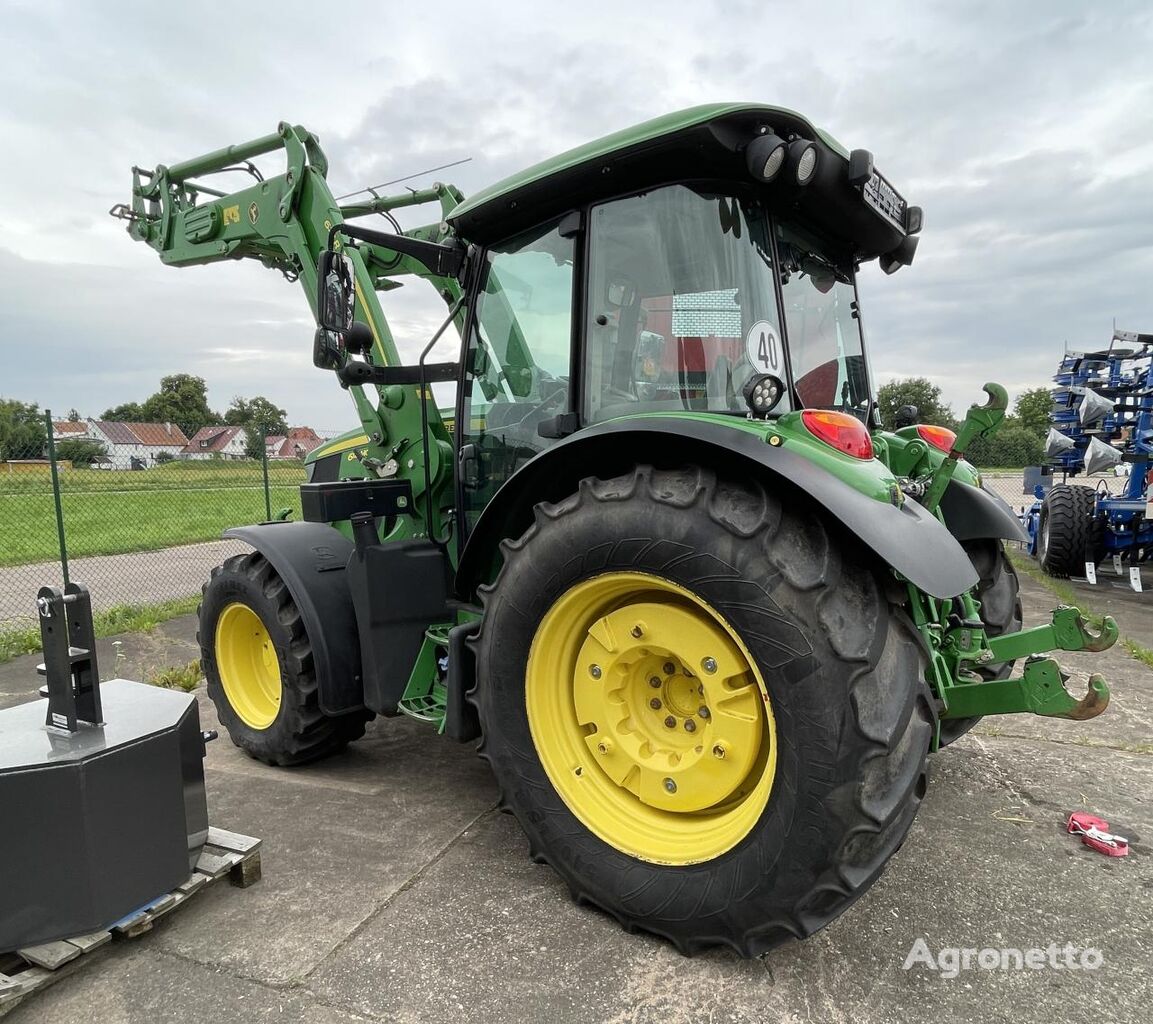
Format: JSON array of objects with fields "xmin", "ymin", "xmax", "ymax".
[{"xmin": 312, "ymin": 433, "xmax": 369, "ymax": 459}]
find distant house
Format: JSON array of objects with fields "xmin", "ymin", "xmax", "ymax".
[
  {"xmin": 180, "ymin": 425, "xmax": 248, "ymax": 461},
  {"xmin": 88, "ymin": 421, "xmax": 189, "ymax": 469},
  {"xmin": 51, "ymin": 420, "xmax": 95, "ymax": 444},
  {"xmin": 265, "ymin": 426, "xmax": 325, "ymax": 460}
]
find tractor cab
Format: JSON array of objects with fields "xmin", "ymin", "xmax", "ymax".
[{"xmin": 444, "ymin": 104, "xmax": 923, "ymax": 516}]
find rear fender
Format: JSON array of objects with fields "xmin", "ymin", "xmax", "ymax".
[
  {"xmin": 456, "ymin": 417, "xmax": 979, "ymax": 600},
  {"xmin": 224, "ymin": 522, "xmax": 363, "ymax": 716}
]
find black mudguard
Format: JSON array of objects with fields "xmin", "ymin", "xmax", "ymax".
[
  {"xmin": 456, "ymin": 417, "xmax": 979, "ymax": 600},
  {"xmin": 938, "ymin": 478, "xmax": 1029, "ymax": 543},
  {"xmin": 224, "ymin": 522, "xmax": 364, "ymax": 716}
]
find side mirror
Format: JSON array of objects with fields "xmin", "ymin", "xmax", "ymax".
[
  {"xmin": 313, "ymin": 327, "xmax": 346, "ymax": 370},
  {"xmin": 894, "ymin": 404, "xmax": 919, "ymax": 429},
  {"xmin": 317, "ymin": 250, "xmax": 355, "ymax": 333}
]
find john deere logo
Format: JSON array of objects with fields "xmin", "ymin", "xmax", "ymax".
[{"xmin": 248, "ymin": 202, "xmax": 259, "ymax": 224}]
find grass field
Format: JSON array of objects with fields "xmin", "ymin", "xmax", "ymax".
[{"xmin": 0, "ymin": 460, "xmax": 306, "ymax": 566}]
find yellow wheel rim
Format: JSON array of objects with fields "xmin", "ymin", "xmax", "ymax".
[
  {"xmin": 215, "ymin": 602, "xmax": 282, "ymax": 730},
  {"xmin": 526, "ymin": 572, "xmax": 777, "ymax": 865}
]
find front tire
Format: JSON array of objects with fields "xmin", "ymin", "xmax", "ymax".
[
  {"xmin": 198, "ymin": 551, "xmax": 368, "ymax": 766},
  {"xmin": 474, "ymin": 467, "xmax": 934, "ymax": 955}
]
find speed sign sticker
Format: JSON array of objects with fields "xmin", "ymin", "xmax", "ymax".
[{"xmin": 745, "ymin": 320, "xmax": 781, "ymax": 373}]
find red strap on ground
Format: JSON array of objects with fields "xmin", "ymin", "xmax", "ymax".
[{"xmin": 1067, "ymin": 811, "xmax": 1129, "ymax": 857}]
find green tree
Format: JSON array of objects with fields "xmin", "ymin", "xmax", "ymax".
[
  {"xmin": 1014, "ymin": 387, "xmax": 1053, "ymax": 438},
  {"xmin": 226, "ymin": 396, "xmax": 288, "ymax": 459},
  {"xmin": 140, "ymin": 374, "xmax": 221, "ymax": 438},
  {"xmin": 155, "ymin": 450, "xmax": 176, "ymax": 464},
  {"xmin": 55, "ymin": 438, "xmax": 108, "ymax": 466},
  {"xmin": 0, "ymin": 398, "xmax": 46, "ymax": 460},
  {"xmin": 101, "ymin": 401, "xmax": 146, "ymax": 421},
  {"xmin": 66, "ymin": 408, "xmax": 82, "ymax": 422},
  {"xmin": 876, "ymin": 378, "xmax": 955, "ymax": 430},
  {"xmin": 225, "ymin": 396, "xmax": 288, "ymax": 436}
]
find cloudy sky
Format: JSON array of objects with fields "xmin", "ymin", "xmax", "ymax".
[{"xmin": 1, "ymin": 1, "xmax": 1151, "ymax": 429}]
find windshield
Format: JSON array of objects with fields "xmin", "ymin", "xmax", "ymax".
[
  {"xmin": 777, "ymin": 224, "xmax": 870, "ymax": 415},
  {"xmin": 584, "ymin": 185, "xmax": 786, "ymax": 422}
]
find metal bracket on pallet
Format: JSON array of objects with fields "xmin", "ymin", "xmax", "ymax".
[{"xmin": 36, "ymin": 583, "xmax": 102, "ymax": 732}]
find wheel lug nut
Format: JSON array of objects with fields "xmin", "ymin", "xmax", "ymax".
[
  {"xmin": 702, "ymin": 657, "xmax": 718, "ymax": 674},
  {"xmin": 597, "ymin": 739, "xmax": 613, "ymax": 754},
  {"xmin": 664, "ymin": 715, "xmax": 676, "ymax": 729},
  {"xmin": 631, "ymin": 624, "xmax": 644, "ymax": 638},
  {"xmin": 589, "ymin": 664, "xmax": 602, "ymax": 679},
  {"xmin": 684, "ymin": 719, "xmax": 696, "ymax": 733},
  {"xmin": 649, "ymin": 698, "xmax": 662, "ymax": 710},
  {"xmin": 649, "ymin": 676, "xmax": 662, "ymax": 688},
  {"xmin": 712, "ymin": 744, "xmax": 726, "ymax": 759},
  {"xmin": 663, "ymin": 777, "xmax": 677, "ymax": 793},
  {"xmin": 663, "ymin": 662, "xmax": 675, "ymax": 674},
  {"xmin": 699, "ymin": 706, "xmax": 710, "ymax": 719}
]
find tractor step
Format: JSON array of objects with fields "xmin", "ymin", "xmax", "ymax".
[
  {"xmin": 397, "ymin": 684, "xmax": 447, "ymax": 724},
  {"xmin": 0, "ymin": 827, "xmax": 262, "ymax": 1019},
  {"xmin": 396, "ymin": 624, "xmax": 453, "ymax": 729}
]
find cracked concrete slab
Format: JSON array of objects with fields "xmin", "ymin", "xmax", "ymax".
[
  {"xmin": 304, "ymin": 739, "xmax": 1153, "ymax": 1024},
  {"xmin": 146, "ymin": 703, "xmax": 498, "ymax": 987},
  {"xmin": 8, "ymin": 943, "xmax": 370, "ymax": 1024}
]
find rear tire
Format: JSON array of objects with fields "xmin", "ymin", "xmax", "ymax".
[
  {"xmin": 473, "ymin": 466, "xmax": 934, "ymax": 955},
  {"xmin": 198, "ymin": 551, "xmax": 368, "ymax": 766},
  {"xmin": 1037, "ymin": 485, "xmax": 1098, "ymax": 577},
  {"xmin": 936, "ymin": 540, "xmax": 1023, "ymax": 748}
]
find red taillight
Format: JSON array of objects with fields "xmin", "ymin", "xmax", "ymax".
[
  {"xmin": 915, "ymin": 424, "xmax": 957, "ymax": 454},
  {"xmin": 801, "ymin": 410, "xmax": 874, "ymax": 460}
]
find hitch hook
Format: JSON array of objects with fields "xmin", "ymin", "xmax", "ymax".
[{"xmin": 1057, "ymin": 671, "xmax": 1110, "ymax": 721}]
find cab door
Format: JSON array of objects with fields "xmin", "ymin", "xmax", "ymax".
[{"xmin": 457, "ymin": 219, "xmax": 576, "ymax": 534}]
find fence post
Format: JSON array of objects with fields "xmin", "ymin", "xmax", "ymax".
[
  {"xmin": 261, "ymin": 429, "xmax": 272, "ymax": 522},
  {"xmin": 44, "ymin": 409, "xmax": 70, "ymax": 586}
]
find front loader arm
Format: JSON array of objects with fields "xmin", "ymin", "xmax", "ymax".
[{"xmin": 112, "ymin": 121, "xmax": 468, "ymax": 543}]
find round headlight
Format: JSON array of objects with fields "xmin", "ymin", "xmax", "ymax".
[
  {"xmin": 746, "ymin": 133, "xmax": 788, "ymax": 183},
  {"xmin": 792, "ymin": 140, "xmax": 818, "ymax": 185},
  {"xmin": 742, "ymin": 373, "xmax": 784, "ymax": 417}
]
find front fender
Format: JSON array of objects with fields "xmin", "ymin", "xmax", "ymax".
[
  {"xmin": 456, "ymin": 417, "xmax": 979, "ymax": 600},
  {"xmin": 224, "ymin": 522, "xmax": 363, "ymax": 716}
]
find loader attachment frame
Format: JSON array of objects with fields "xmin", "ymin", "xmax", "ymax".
[{"xmin": 112, "ymin": 121, "xmax": 470, "ymax": 550}]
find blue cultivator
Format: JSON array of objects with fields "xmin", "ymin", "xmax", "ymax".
[{"xmin": 1024, "ymin": 329, "xmax": 1153, "ymax": 588}]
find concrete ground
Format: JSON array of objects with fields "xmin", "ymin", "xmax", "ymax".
[{"xmin": 1, "ymin": 574, "xmax": 1150, "ymax": 1024}]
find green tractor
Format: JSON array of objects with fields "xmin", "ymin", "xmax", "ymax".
[{"xmin": 114, "ymin": 104, "xmax": 1118, "ymax": 955}]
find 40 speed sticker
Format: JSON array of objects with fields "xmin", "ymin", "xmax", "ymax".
[{"xmin": 745, "ymin": 320, "xmax": 781, "ymax": 374}]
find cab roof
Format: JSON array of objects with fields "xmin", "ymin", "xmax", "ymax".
[{"xmin": 445, "ymin": 103, "xmax": 912, "ymax": 266}]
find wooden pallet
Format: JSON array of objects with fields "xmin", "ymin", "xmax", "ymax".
[{"xmin": 0, "ymin": 827, "xmax": 261, "ymax": 1018}]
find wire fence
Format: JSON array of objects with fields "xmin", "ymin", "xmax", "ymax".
[
  {"xmin": 0, "ymin": 411, "xmax": 335, "ymax": 629},
  {"xmin": 980, "ymin": 468, "xmax": 1136, "ymax": 515}
]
